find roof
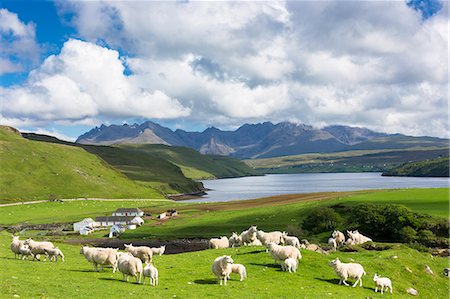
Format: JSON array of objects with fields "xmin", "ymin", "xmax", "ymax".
[
  {"xmin": 95, "ymin": 216, "xmax": 136, "ymax": 222},
  {"xmin": 75, "ymin": 218, "xmax": 94, "ymax": 223},
  {"xmin": 114, "ymin": 208, "xmax": 142, "ymax": 213}
]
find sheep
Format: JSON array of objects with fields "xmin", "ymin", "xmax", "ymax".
[
  {"xmin": 211, "ymin": 255, "xmax": 234, "ymax": 285},
  {"xmin": 117, "ymin": 253, "xmax": 143, "ymax": 284},
  {"xmin": 373, "ymin": 273, "xmax": 393, "ymax": 294},
  {"xmin": 44, "ymin": 247, "xmax": 65, "ymax": 262},
  {"xmin": 209, "ymin": 236, "xmax": 230, "ymax": 249},
  {"xmin": 151, "ymin": 245, "xmax": 165, "ymax": 256},
  {"xmin": 345, "ymin": 238, "xmax": 356, "ymax": 246},
  {"xmin": 240, "ymin": 225, "xmax": 258, "ymax": 245},
  {"xmin": 257, "ymin": 230, "xmax": 284, "ymax": 247},
  {"xmin": 329, "ymin": 258, "xmax": 366, "ymax": 287},
  {"xmin": 19, "ymin": 245, "xmax": 32, "ymax": 260},
  {"xmin": 283, "ymin": 257, "xmax": 298, "ymax": 273},
  {"xmin": 267, "ymin": 242, "xmax": 302, "ymax": 268},
  {"xmin": 328, "ymin": 238, "xmax": 337, "ymax": 251},
  {"xmin": 282, "ymin": 232, "xmax": 301, "ymax": 248},
  {"xmin": 226, "ymin": 264, "xmax": 247, "ymax": 281},
  {"xmin": 332, "ymin": 230, "xmax": 345, "ymax": 247},
  {"xmin": 10, "ymin": 236, "xmax": 25, "ymax": 259},
  {"xmin": 24, "ymin": 238, "xmax": 55, "ymax": 261},
  {"xmin": 347, "ymin": 230, "xmax": 372, "ymax": 245},
  {"xmin": 124, "ymin": 243, "xmax": 153, "ymax": 263},
  {"xmin": 143, "ymin": 263, "xmax": 158, "ymax": 286},
  {"xmin": 229, "ymin": 232, "xmax": 243, "ymax": 247},
  {"xmin": 247, "ymin": 238, "xmax": 263, "ymax": 246},
  {"xmin": 80, "ymin": 246, "xmax": 119, "ymax": 272}
]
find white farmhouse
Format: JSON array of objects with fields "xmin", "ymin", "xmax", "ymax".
[
  {"xmin": 112, "ymin": 208, "xmax": 144, "ymax": 217},
  {"xmin": 95, "ymin": 216, "xmax": 144, "ymax": 227},
  {"xmin": 73, "ymin": 218, "xmax": 96, "ymax": 232}
]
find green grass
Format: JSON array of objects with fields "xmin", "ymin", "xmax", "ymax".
[
  {"xmin": 0, "ymin": 127, "xmax": 162, "ymax": 203},
  {"xmin": 382, "ymin": 157, "xmax": 449, "ymax": 177},
  {"xmin": 0, "ymin": 231, "xmax": 448, "ymax": 298}
]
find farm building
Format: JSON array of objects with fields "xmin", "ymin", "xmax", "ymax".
[
  {"xmin": 80, "ymin": 226, "xmax": 94, "ymax": 235},
  {"xmin": 73, "ymin": 218, "xmax": 96, "ymax": 232},
  {"xmin": 112, "ymin": 208, "xmax": 144, "ymax": 217},
  {"xmin": 109, "ymin": 224, "xmax": 127, "ymax": 238},
  {"xmin": 95, "ymin": 216, "xmax": 144, "ymax": 227}
]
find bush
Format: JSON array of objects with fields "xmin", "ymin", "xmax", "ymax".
[
  {"xmin": 399, "ymin": 226, "xmax": 417, "ymax": 243},
  {"xmin": 301, "ymin": 207, "xmax": 344, "ymax": 234}
]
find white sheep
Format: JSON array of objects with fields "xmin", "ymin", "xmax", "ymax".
[
  {"xmin": 283, "ymin": 257, "xmax": 298, "ymax": 273},
  {"xmin": 226, "ymin": 263, "xmax": 247, "ymax": 281},
  {"xmin": 209, "ymin": 236, "xmax": 230, "ymax": 249},
  {"xmin": 10, "ymin": 236, "xmax": 25, "ymax": 259},
  {"xmin": 211, "ymin": 255, "xmax": 234, "ymax": 285},
  {"xmin": 345, "ymin": 238, "xmax": 356, "ymax": 246},
  {"xmin": 240, "ymin": 226, "xmax": 258, "ymax": 245},
  {"xmin": 267, "ymin": 242, "xmax": 302, "ymax": 268},
  {"xmin": 329, "ymin": 258, "xmax": 366, "ymax": 287},
  {"xmin": 19, "ymin": 244, "xmax": 32, "ymax": 260},
  {"xmin": 151, "ymin": 245, "xmax": 165, "ymax": 256},
  {"xmin": 373, "ymin": 273, "xmax": 393, "ymax": 294},
  {"xmin": 117, "ymin": 253, "xmax": 143, "ymax": 284},
  {"xmin": 229, "ymin": 232, "xmax": 243, "ymax": 247},
  {"xmin": 332, "ymin": 230, "xmax": 345, "ymax": 247},
  {"xmin": 143, "ymin": 263, "xmax": 158, "ymax": 286},
  {"xmin": 328, "ymin": 238, "xmax": 337, "ymax": 251},
  {"xmin": 257, "ymin": 230, "xmax": 283, "ymax": 246},
  {"xmin": 282, "ymin": 232, "xmax": 301, "ymax": 248},
  {"xmin": 124, "ymin": 244, "xmax": 153, "ymax": 263},
  {"xmin": 247, "ymin": 238, "xmax": 263, "ymax": 246},
  {"xmin": 347, "ymin": 230, "xmax": 372, "ymax": 245},
  {"xmin": 24, "ymin": 238, "xmax": 55, "ymax": 261},
  {"xmin": 44, "ymin": 247, "xmax": 65, "ymax": 262},
  {"xmin": 80, "ymin": 246, "xmax": 119, "ymax": 272}
]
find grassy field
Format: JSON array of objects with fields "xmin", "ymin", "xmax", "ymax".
[
  {"xmin": 0, "ymin": 127, "xmax": 162, "ymax": 203},
  {"xmin": 245, "ymin": 147, "xmax": 449, "ymax": 173},
  {"xmin": 382, "ymin": 157, "xmax": 449, "ymax": 177},
  {"xmin": 1, "ymin": 231, "xmax": 448, "ymax": 298}
]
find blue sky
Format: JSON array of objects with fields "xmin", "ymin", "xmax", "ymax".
[{"xmin": 0, "ymin": 0, "xmax": 448, "ymax": 141}]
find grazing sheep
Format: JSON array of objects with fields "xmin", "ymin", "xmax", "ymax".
[
  {"xmin": 247, "ymin": 238, "xmax": 263, "ymax": 246},
  {"xmin": 240, "ymin": 226, "xmax": 258, "ymax": 245},
  {"xmin": 80, "ymin": 246, "xmax": 119, "ymax": 272},
  {"xmin": 229, "ymin": 232, "xmax": 243, "ymax": 247},
  {"xmin": 124, "ymin": 244, "xmax": 153, "ymax": 263},
  {"xmin": 328, "ymin": 238, "xmax": 337, "ymax": 251},
  {"xmin": 117, "ymin": 253, "xmax": 143, "ymax": 284},
  {"xmin": 347, "ymin": 230, "xmax": 372, "ymax": 245},
  {"xmin": 257, "ymin": 230, "xmax": 283, "ymax": 246},
  {"xmin": 226, "ymin": 263, "xmax": 247, "ymax": 281},
  {"xmin": 332, "ymin": 230, "xmax": 345, "ymax": 247},
  {"xmin": 10, "ymin": 236, "xmax": 25, "ymax": 259},
  {"xmin": 267, "ymin": 242, "xmax": 302, "ymax": 267},
  {"xmin": 143, "ymin": 263, "xmax": 158, "ymax": 286},
  {"xmin": 24, "ymin": 238, "xmax": 55, "ymax": 261},
  {"xmin": 211, "ymin": 255, "xmax": 234, "ymax": 285},
  {"xmin": 373, "ymin": 273, "xmax": 393, "ymax": 294},
  {"xmin": 44, "ymin": 247, "xmax": 65, "ymax": 262},
  {"xmin": 151, "ymin": 245, "xmax": 165, "ymax": 256},
  {"xmin": 283, "ymin": 257, "xmax": 298, "ymax": 273},
  {"xmin": 329, "ymin": 258, "xmax": 366, "ymax": 287},
  {"xmin": 209, "ymin": 236, "xmax": 230, "ymax": 249},
  {"xmin": 19, "ymin": 245, "xmax": 32, "ymax": 260},
  {"xmin": 282, "ymin": 232, "xmax": 301, "ymax": 248}
]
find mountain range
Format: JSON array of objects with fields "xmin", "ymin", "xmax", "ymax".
[{"xmin": 76, "ymin": 121, "xmax": 448, "ymax": 159}]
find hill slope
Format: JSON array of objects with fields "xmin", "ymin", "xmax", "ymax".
[
  {"xmin": 76, "ymin": 121, "xmax": 448, "ymax": 159},
  {"xmin": 0, "ymin": 126, "xmax": 162, "ymax": 202},
  {"xmin": 382, "ymin": 157, "xmax": 449, "ymax": 177}
]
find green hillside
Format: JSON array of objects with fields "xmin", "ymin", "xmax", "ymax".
[
  {"xmin": 382, "ymin": 157, "xmax": 449, "ymax": 177},
  {"xmin": 0, "ymin": 126, "xmax": 162, "ymax": 203}
]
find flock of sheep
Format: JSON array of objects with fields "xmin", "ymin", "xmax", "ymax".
[
  {"xmin": 10, "ymin": 227, "xmax": 394, "ymax": 294},
  {"xmin": 209, "ymin": 226, "xmax": 392, "ymax": 294}
]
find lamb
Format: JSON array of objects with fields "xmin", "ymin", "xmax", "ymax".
[
  {"xmin": 226, "ymin": 264, "xmax": 247, "ymax": 281},
  {"xmin": 229, "ymin": 232, "xmax": 243, "ymax": 247},
  {"xmin": 282, "ymin": 232, "xmax": 300, "ymax": 248},
  {"xmin": 211, "ymin": 255, "xmax": 234, "ymax": 285},
  {"xmin": 373, "ymin": 273, "xmax": 393, "ymax": 294},
  {"xmin": 267, "ymin": 242, "xmax": 302, "ymax": 268},
  {"xmin": 209, "ymin": 236, "xmax": 230, "ymax": 249},
  {"xmin": 247, "ymin": 238, "xmax": 263, "ymax": 246},
  {"xmin": 19, "ymin": 245, "xmax": 32, "ymax": 260},
  {"xmin": 24, "ymin": 238, "xmax": 55, "ymax": 261},
  {"xmin": 124, "ymin": 243, "xmax": 153, "ymax": 263},
  {"xmin": 347, "ymin": 230, "xmax": 372, "ymax": 245},
  {"xmin": 143, "ymin": 263, "xmax": 158, "ymax": 286},
  {"xmin": 44, "ymin": 247, "xmax": 65, "ymax": 262},
  {"xmin": 240, "ymin": 226, "xmax": 258, "ymax": 245},
  {"xmin": 151, "ymin": 245, "xmax": 166, "ymax": 256},
  {"xmin": 117, "ymin": 253, "xmax": 143, "ymax": 284},
  {"xmin": 283, "ymin": 257, "xmax": 298, "ymax": 273},
  {"xmin": 329, "ymin": 258, "xmax": 366, "ymax": 287},
  {"xmin": 332, "ymin": 230, "xmax": 345, "ymax": 247},
  {"xmin": 345, "ymin": 238, "xmax": 356, "ymax": 246},
  {"xmin": 10, "ymin": 236, "xmax": 25, "ymax": 259},
  {"xmin": 328, "ymin": 238, "xmax": 337, "ymax": 251},
  {"xmin": 80, "ymin": 246, "xmax": 119, "ymax": 272},
  {"xmin": 257, "ymin": 230, "xmax": 283, "ymax": 246}
]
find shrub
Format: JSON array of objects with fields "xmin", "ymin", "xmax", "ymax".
[
  {"xmin": 301, "ymin": 207, "xmax": 344, "ymax": 234},
  {"xmin": 399, "ymin": 226, "xmax": 417, "ymax": 243}
]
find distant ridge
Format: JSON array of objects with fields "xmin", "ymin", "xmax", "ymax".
[{"xmin": 76, "ymin": 121, "xmax": 449, "ymax": 159}]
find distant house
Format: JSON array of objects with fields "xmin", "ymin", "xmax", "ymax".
[
  {"xmin": 73, "ymin": 218, "xmax": 96, "ymax": 232},
  {"xmin": 80, "ymin": 226, "xmax": 94, "ymax": 235},
  {"xmin": 109, "ymin": 224, "xmax": 126, "ymax": 238},
  {"xmin": 95, "ymin": 216, "xmax": 144, "ymax": 227},
  {"xmin": 112, "ymin": 208, "xmax": 144, "ymax": 217}
]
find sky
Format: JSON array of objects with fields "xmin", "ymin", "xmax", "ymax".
[{"xmin": 0, "ymin": 0, "xmax": 448, "ymax": 141}]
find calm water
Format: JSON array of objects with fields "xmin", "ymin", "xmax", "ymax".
[{"xmin": 185, "ymin": 173, "xmax": 449, "ymax": 203}]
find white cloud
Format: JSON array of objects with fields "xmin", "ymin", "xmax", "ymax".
[{"xmin": 0, "ymin": 8, "xmax": 40, "ymax": 74}]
